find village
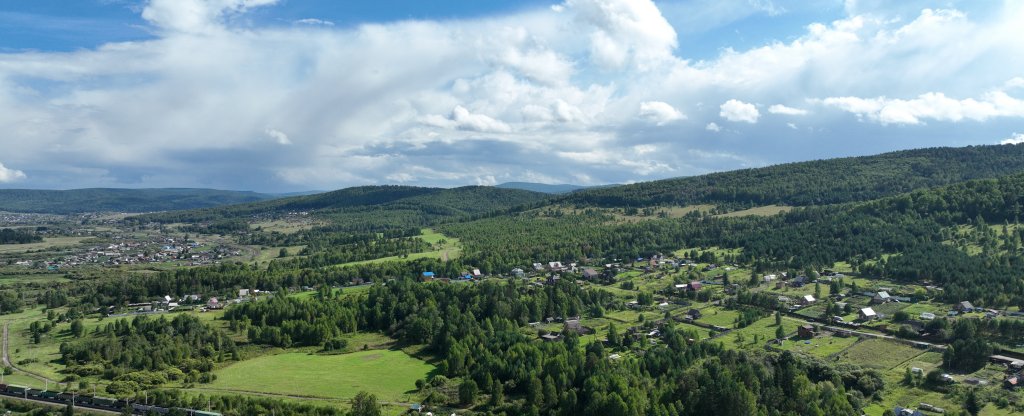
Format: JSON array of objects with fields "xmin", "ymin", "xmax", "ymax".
[{"xmin": 414, "ymin": 250, "xmax": 1024, "ymax": 414}]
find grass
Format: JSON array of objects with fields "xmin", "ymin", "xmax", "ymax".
[
  {"xmin": 717, "ymin": 316, "xmax": 802, "ymax": 350},
  {"xmin": 778, "ymin": 333, "xmax": 859, "ymax": 357},
  {"xmin": 0, "ymin": 237, "xmax": 91, "ymax": 254},
  {"xmin": 334, "ymin": 229, "xmax": 461, "ymax": 267},
  {"xmin": 839, "ymin": 338, "xmax": 926, "ymax": 370},
  {"xmin": 207, "ymin": 350, "xmax": 435, "ymax": 403},
  {"xmin": 715, "ymin": 205, "xmax": 793, "ymax": 218},
  {"xmin": 695, "ymin": 307, "xmax": 740, "ymax": 327}
]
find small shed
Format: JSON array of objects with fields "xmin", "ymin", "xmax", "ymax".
[
  {"xmin": 798, "ymin": 325, "xmax": 815, "ymax": 338},
  {"xmin": 859, "ymin": 307, "xmax": 877, "ymax": 320}
]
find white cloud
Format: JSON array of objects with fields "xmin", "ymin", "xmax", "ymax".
[
  {"xmin": 819, "ymin": 91, "xmax": 1024, "ymax": 125},
  {"xmin": 567, "ymin": 0, "xmax": 678, "ymax": 70},
  {"xmin": 787, "ymin": 122, "xmax": 798, "ymax": 130},
  {"xmin": 265, "ymin": 128, "xmax": 291, "ymax": 145},
  {"xmin": 1001, "ymin": 132, "xmax": 1024, "ymax": 145},
  {"xmin": 294, "ymin": 18, "xmax": 334, "ymax": 26},
  {"xmin": 0, "ymin": 0, "xmax": 1023, "ymax": 190},
  {"xmin": 768, "ymin": 104, "xmax": 808, "ymax": 115},
  {"xmin": 0, "ymin": 162, "xmax": 27, "ymax": 183},
  {"xmin": 142, "ymin": 0, "xmax": 280, "ymax": 33},
  {"xmin": 421, "ymin": 106, "xmax": 512, "ymax": 133},
  {"xmin": 638, "ymin": 101, "xmax": 685, "ymax": 125},
  {"xmin": 719, "ymin": 99, "xmax": 760, "ymax": 123}
]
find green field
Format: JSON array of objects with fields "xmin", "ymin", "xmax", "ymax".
[
  {"xmin": 208, "ymin": 350, "xmax": 435, "ymax": 402},
  {"xmin": 779, "ymin": 333, "xmax": 860, "ymax": 357},
  {"xmin": 0, "ymin": 236, "xmax": 91, "ymax": 254},
  {"xmin": 840, "ymin": 338, "xmax": 926, "ymax": 370},
  {"xmin": 335, "ymin": 229, "xmax": 461, "ymax": 267}
]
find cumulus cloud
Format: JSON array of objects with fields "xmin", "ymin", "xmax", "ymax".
[
  {"xmin": 142, "ymin": 0, "xmax": 280, "ymax": 33},
  {"xmin": 1, "ymin": 0, "xmax": 1023, "ymax": 190},
  {"xmin": 567, "ymin": 0, "xmax": 678, "ymax": 70},
  {"xmin": 819, "ymin": 91, "xmax": 1024, "ymax": 125},
  {"xmin": 638, "ymin": 101, "xmax": 685, "ymax": 125},
  {"xmin": 265, "ymin": 128, "xmax": 292, "ymax": 145},
  {"xmin": 768, "ymin": 104, "xmax": 808, "ymax": 116},
  {"xmin": 1001, "ymin": 132, "xmax": 1024, "ymax": 145},
  {"xmin": 719, "ymin": 99, "xmax": 760, "ymax": 123},
  {"xmin": 0, "ymin": 162, "xmax": 27, "ymax": 183},
  {"xmin": 422, "ymin": 106, "xmax": 512, "ymax": 133}
]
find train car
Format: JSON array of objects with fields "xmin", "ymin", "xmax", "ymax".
[
  {"xmin": 5, "ymin": 385, "xmax": 28, "ymax": 395},
  {"xmin": 193, "ymin": 411, "xmax": 223, "ymax": 416},
  {"xmin": 25, "ymin": 388, "xmax": 44, "ymax": 397},
  {"xmin": 133, "ymin": 403, "xmax": 171, "ymax": 414},
  {"xmin": 92, "ymin": 396, "xmax": 120, "ymax": 407},
  {"xmin": 38, "ymin": 390, "xmax": 60, "ymax": 400}
]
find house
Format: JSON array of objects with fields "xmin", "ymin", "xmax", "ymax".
[
  {"xmin": 686, "ymin": 309, "xmax": 702, "ymax": 320},
  {"xmin": 541, "ymin": 334, "xmax": 562, "ymax": 342},
  {"xmin": 1006, "ymin": 375, "xmax": 1020, "ymax": 389},
  {"xmin": 872, "ymin": 291, "xmax": 891, "ymax": 304},
  {"xmin": 800, "ymin": 294, "xmax": 816, "ymax": 305},
  {"xmin": 548, "ymin": 261, "xmax": 565, "ymax": 271},
  {"xmin": 582, "ymin": 268, "xmax": 601, "ymax": 280},
  {"xmin": 532, "ymin": 263, "xmax": 545, "ymax": 271},
  {"xmin": 791, "ymin": 276, "xmax": 807, "ymax": 287},
  {"xmin": 687, "ymin": 281, "xmax": 702, "ymax": 291},
  {"xmin": 206, "ymin": 297, "xmax": 222, "ymax": 310},
  {"xmin": 511, "ymin": 268, "xmax": 526, "ymax": 278},
  {"xmin": 238, "ymin": 289, "xmax": 249, "ymax": 298},
  {"xmin": 957, "ymin": 301, "xmax": 975, "ymax": 312},
  {"xmin": 471, "ymin": 268, "xmax": 482, "ymax": 277},
  {"xmin": 919, "ymin": 312, "xmax": 936, "ymax": 320},
  {"xmin": 859, "ymin": 307, "xmax": 877, "ymax": 320},
  {"xmin": 775, "ymin": 281, "xmax": 787, "ymax": 289},
  {"xmin": 564, "ymin": 319, "xmax": 586, "ymax": 334},
  {"xmin": 422, "ymin": 271, "xmax": 435, "ymax": 279},
  {"xmin": 798, "ymin": 325, "xmax": 815, "ymax": 338},
  {"xmin": 894, "ymin": 407, "xmax": 924, "ymax": 416}
]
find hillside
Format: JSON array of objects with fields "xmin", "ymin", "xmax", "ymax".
[
  {"xmin": 496, "ymin": 182, "xmax": 590, "ymax": 194},
  {"xmin": 0, "ymin": 188, "xmax": 275, "ymax": 214},
  {"xmin": 562, "ymin": 144, "xmax": 1024, "ymax": 209},
  {"xmin": 130, "ymin": 185, "xmax": 552, "ymax": 229}
]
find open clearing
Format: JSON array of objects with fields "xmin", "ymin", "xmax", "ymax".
[
  {"xmin": 839, "ymin": 338, "xmax": 925, "ymax": 370},
  {"xmin": 0, "ymin": 237, "xmax": 91, "ymax": 254},
  {"xmin": 336, "ymin": 228, "xmax": 460, "ymax": 267},
  {"xmin": 715, "ymin": 205, "xmax": 793, "ymax": 218},
  {"xmin": 208, "ymin": 350, "xmax": 434, "ymax": 402}
]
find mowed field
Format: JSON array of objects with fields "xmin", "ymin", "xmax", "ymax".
[{"xmin": 207, "ymin": 350, "xmax": 435, "ymax": 402}]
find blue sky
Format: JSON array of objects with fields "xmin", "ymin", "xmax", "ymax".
[{"xmin": 0, "ymin": 0, "xmax": 1022, "ymax": 191}]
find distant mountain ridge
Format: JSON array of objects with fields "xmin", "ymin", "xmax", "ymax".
[{"xmin": 0, "ymin": 188, "xmax": 276, "ymax": 214}]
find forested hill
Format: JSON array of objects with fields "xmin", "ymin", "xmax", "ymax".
[
  {"xmin": 561, "ymin": 144, "xmax": 1024, "ymax": 209},
  {"xmin": 496, "ymin": 182, "xmax": 590, "ymax": 194},
  {"xmin": 0, "ymin": 188, "xmax": 274, "ymax": 214},
  {"xmin": 130, "ymin": 185, "xmax": 552, "ymax": 226}
]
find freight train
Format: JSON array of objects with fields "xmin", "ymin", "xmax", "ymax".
[{"xmin": 0, "ymin": 383, "xmax": 221, "ymax": 415}]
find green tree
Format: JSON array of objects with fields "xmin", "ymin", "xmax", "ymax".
[
  {"xmin": 350, "ymin": 391, "xmax": 381, "ymax": 416},
  {"xmin": 965, "ymin": 388, "xmax": 982, "ymax": 416},
  {"xmin": 70, "ymin": 319, "xmax": 84, "ymax": 338},
  {"xmin": 459, "ymin": 379, "xmax": 478, "ymax": 405},
  {"xmin": 775, "ymin": 325, "xmax": 785, "ymax": 340}
]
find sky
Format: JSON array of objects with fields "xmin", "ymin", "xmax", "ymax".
[{"xmin": 0, "ymin": 0, "xmax": 1022, "ymax": 192}]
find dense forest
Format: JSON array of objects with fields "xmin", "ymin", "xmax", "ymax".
[
  {"xmin": 563, "ymin": 144, "xmax": 1024, "ymax": 209},
  {"xmin": 0, "ymin": 228, "xmax": 42, "ymax": 244},
  {"xmin": 224, "ymin": 278, "xmax": 879, "ymax": 416},
  {"xmin": 0, "ymin": 188, "xmax": 275, "ymax": 214}
]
